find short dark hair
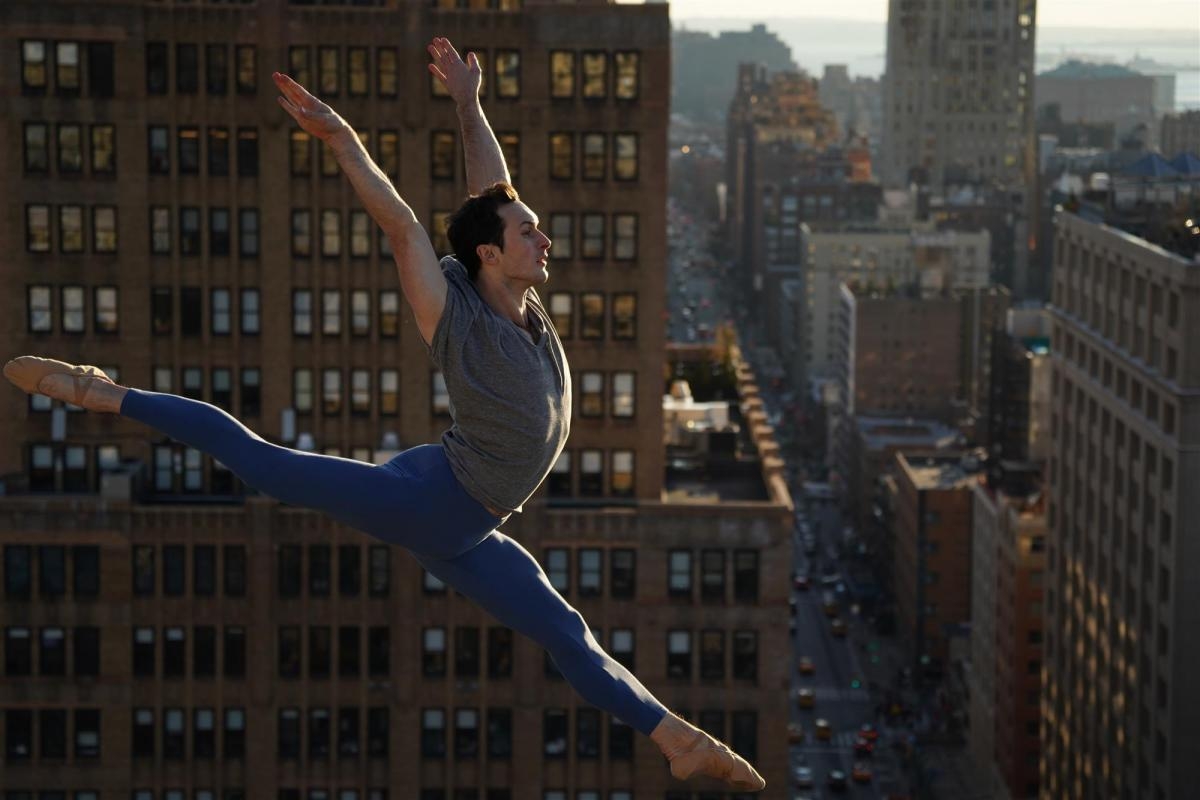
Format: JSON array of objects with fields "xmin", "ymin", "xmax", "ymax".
[{"xmin": 446, "ymin": 182, "xmax": 520, "ymax": 280}]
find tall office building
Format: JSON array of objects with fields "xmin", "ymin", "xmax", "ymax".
[
  {"xmin": 881, "ymin": 0, "xmax": 1036, "ymax": 191},
  {"xmin": 1, "ymin": 1, "xmax": 793, "ymax": 797},
  {"xmin": 1043, "ymin": 210, "xmax": 1199, "ymax": 799}
]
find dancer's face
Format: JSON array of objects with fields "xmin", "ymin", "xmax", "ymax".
[{"xmin": 488, "ymin": 201, "xmax": 551, "ymax": 286}]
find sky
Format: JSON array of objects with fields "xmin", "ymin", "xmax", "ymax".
[{"xmin": 665, "ymin": 0, "xmax": 1200, "ymax": 30}]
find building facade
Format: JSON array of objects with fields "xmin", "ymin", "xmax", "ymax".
[
  {"xmin": 1043, "ymin": 211, "xmax": 1200, "ymax": 799},
  {"xmin": 1, "ymin": 1, "xmax": 792, "ymax": 797}
]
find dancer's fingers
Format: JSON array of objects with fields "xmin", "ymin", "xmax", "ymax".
[
  {"xmin": 428, "ymin": 63, "xmax": 447, "ymax": 84},
  {"xmin": 275, "ymin": 72, "xmax": 317, "ymax": 109},
  {"xmin": 467, "ymin": 51, "xmax": 479, "ymax": 72},
  {"xmin": 276, "ymin": 95, "xmax": 303, "ymax": 124}
]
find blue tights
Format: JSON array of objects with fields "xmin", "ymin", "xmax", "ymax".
[{"xmin": 120, "ymin": 389, "xmax": 668, "ymax": 735}]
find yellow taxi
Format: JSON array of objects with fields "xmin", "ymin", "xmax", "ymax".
[
  {"xmin": 831, "ymin": 617, "xmax": 847, "ymax": 637},
  {"xmin": 852, "ymin": 762, "xmax": 873, "ymax": 783},
  {"xmin": 796, "ymin": 687, "xmax": 816, "ymax": 709},
  {"xmin": 787, "ymin": 721, "xmax": 805, "ymax": 743},
  {"xmin": 815, "ymin": 718, "xmax": 832, "ymax": 741},
  {"xmin": 798, "ymin": 656, "xmax": 816, "ymax": 675}
]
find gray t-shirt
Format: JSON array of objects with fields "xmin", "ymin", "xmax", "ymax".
[{"xmin": 427, "ymin": 256, "xmax": 572, "ymax": 515}]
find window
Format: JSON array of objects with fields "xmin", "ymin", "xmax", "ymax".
[
  {"xmin": 148, "ymin": 125, "xmax": 170, "ymax": 174},
  {"xmin": 56, "ymin": 42, "xmax": 81, "ymax": 94},
  {"xmin": 309, "ymin": 707, "xmax": 331, "ymax": 760},
  {"xmin": 94, "ymin": 286, "xmax": 119, "ymax": 333},
  {"xmin": 487, "ymin": 628, "xmax": 512, "ymax": 678},
  {"xmin": 614, "ymin": 546, "xmax": 633, "ymax": 597},
  {"xmin": 378, "ymin": 368, "xmax": 400, "ymax": 416},
  {"xmin": 548, "ymin": 293, "xmax": 573, "ymax": 338},
  {"xmin": 321, "ymin": 210, "xmax": 341, "ymax": 257},
  {"xmin": 350, "ymin": 369, "xmax": 370, "ymax": 415},
  {"xmin": 5, "ymin": 546, "xmax": 33, "ymax": 599},
  {"xmin": 700, "ymin": 630, "xmax": 724, "ymax": 680},
  {"xmin": 367, "ymin": 626, "xmax": 389, "ymax": 678},
  {"xmin": 701, "ymin": 550, "xmax": 725, "ymax": 601},
  {"xmin": 319, "ymin": 46, "xmax": 339, "ymax": 95},
  {"xmin": 614, "ymin": 133, "xmax": 638, "ymax": 180},
  {"xmin": 669, "ymin": 551, "xmax": 692, "ymax": 597},
  {"xmin": 72, "ymin": 546, "xmax": 99, "ymax": 598},
  {"xmin": 350, "ymin": 210, "xmax": 371, "ymax": 258},
  {"xmin": 347, "ymin": 46, "xmax": 368, "ymax": 96},
  {"xmin": 579, "ymin": 449, "xmax": 603, "ymax": 496},
  {"xmin": 22, "ymin": 40, "xmax": 48, "ymax": 94},
  {"xmin": 550, "ymin": 51, "xmax": 575, "ymax": 98},
  {"xmin": 179, "ymin": 286, "xmax": 202, "ymax": 336},
  {"xmin": 614, "ymin": 52, "xmax": 639, "ymax": 99},
  {"xmin": 581, "ymin": 214, "xmax": 605, "ymax": 259},
  {"xmin": 146, "ymin": 42, "xmax": 168, "ymax": 93},
  {"xmin": 278, "ymin": 626, "xmax": 300, "ymax": 678},
  {"xmin": 60, "ymin": 206, "xmax": 84, "ymax": 253},
  {"xmin": 289, "ymin": 46, "xmax": 311, "ymax": 86},
  {"xmin": 610, "ymin": 628, "xmax": 634, "ymax": 671},
  {"xmin": 582, "ymin": 133, "xmax": 606, "ymax": 180},
  {"xmin": 193, "ymin": 545, "xmax": 216, "ymax": 595},
  {"xmin": 549, "ymin": 133, "xmax": 573, "ymax": 180},
  {"xmin": 495, "ymin": 50, "xmax": 520, "ymax": 98},
  {"xmin": 290, "ymin": 130, "xmax": 312, "ymax": 176},
  {"xmin": 210, "ymin": 208, "xmax": 230, "ymax": 256},
  {"xmin": 208, "ymin": 127, "xmax": 230, "ymax": 175},
  {"xmin": 5, "ymin": 628, "xmax": 32, "ymax": 675},
  {"xmin": 611, "ymin": 450, "xmax": 634, "ymax": 496},
  {"xmin": 582, "ymin": 52, "xmax": 607, "ymax": 99},
  {"xmin": 26, "ymin": 205, "xmax": 50, "ymax": 252},
  {"xmin": 667, "ymin": 630, "xmax": 692, "ymax": 678},
  {"xmin": 278, "ymin": 707, "xmax": 301, "ymax": 760},
  {"xmin": 378, "ymin": 130, "xmax": 399, "ymax": 179},
  {"xmin": 309, "ymin": 626, "xmax": 331, "ymax": 679},
  {"xmin": 225, "ymin": 707, "xmax": 246, "ymax": 758},
  {"xmin": 61, "ymin": 286, "xmax": 85, "ymax": 333},
  {"xmin": 150, "ymin": 206, "xmax": 171, "ymax": 254},
  {"xmin": 23, "ymin": 122, "xmax": 48, "ymax": 172},
  {"xmin": 378, "ymin": 47, "xmax": 397, "ymax": 96},
  {"xmin": 164, "ymin": 545, "xmax": 186, "ymax": 595},
  {"xmin": 732, "ymin": 631, "xmax": 757, "ymax": 681},
  {"xmin": 133, "ymin": 708, "xmax": 155, "ymax": 757},
  {"xmin": 292, "ymin": 210, "xmax": 312, "ymax": 257},
  {"xmin": 339, "ymin": 626, "xmax": 361, "ymax": 677},
  {"xmin": 89, "ymin": 44, "xmax": 117, "ymax": 96},
  {"xmin": 90, "ymin": 124, "xmax": 116, "ymax": 173},
  {"xmin": 545, "ymin": 549, "xmax": 569, "ymax": 592},
  {"xmin": 73, "ymin": 626, "xmax": 100, "ymax": 675},
  {"xmin": 237, "ymin": 128, "xmax": 258, "ymax": 176},
  {"xmin": 338, "ymin": 706, "xmax": 360, "ymax": 757},
  {"xmin": 576, "ymin": 708, "xmax": 600, "ymax": 759},
  {"xmin": 241, "ymin": 368, "xmax": 261, "ymax": 416},
  {"xmin": 547, "ymin": 451, "xmax": 571, "ymax": 496},
  {"xmin": 498, "ymin": 132, "xmax": 520, "ymax": 179},
  {"xmin": 75, "ymin": 708, "xmax": 100, "ymax": 758},
  {"xmin": 177, "ymin": 44, "xmax": 198, "ymax": 93},
  {"xmin": 206, "ymin": 44, "xmax": 228, "ymax": 94},
  {"xmin": 132, "ymin": 546, "xmax": 155, "ymax": 596},
  {"xmin": 239, "ymin": 208, "xmax": 260, "ymax": 257},
  {"xmin": 28, "ymin": 286, "xmax": 52, "ymax": 333},
  {"xmin": 543, "ymin": 709, "xmax": 567, "ymax": 757},
  {"xmin": 431, "ymin": 131, "xmax": 456, "ymax": 180},
  {"xmin": 235, "ymin": 45, "xmax": 256, "ymax": 93},
  {"xmin": 580, "ymin": 293, "xmax": 604, "ymax": 339},
  {"xmin": 422, "ymin": 709, "xmax": 445, "ymax": 758},
  {"xmin": 293, "ymin": 369, "xmax": 313, "ymax": 412},
  {"xmin": 180, "ymin": 207, "xmax": 201, "ymax": 255},
  {"xmin": 731, "ymin": 711, "xmax": 757, "ymax": 760},
  {"xmin": 241, "ymin": 288, "xmax": 260, "ymax": 334},
  {"xmin": 578, "ymin": 549, "xmax": 602, "ymax": 597},
  {"xmin": 549, "ymin": 214, "xmax": 572, "ymax": 259},
  {"xmin": 613, "ymin": 214, "xmax": 637, "ymax": 260},
  {"xmin": 194, "ymin": 708, "xmax": 216, "ymax": 758},
  {"xmin": 58, "ymin": 123, "xmax": 83, "ymax": 172},
  {"xmin": 454, "ymin": 708, "xmax": 479, "ymax": 757},
  {"xmin": 612, "ymin": 294, "xmax": 636, "ymax": 340},
  {"xmin": 423, "ymin": 627, "xmax": 446, "ymax": 677},
  {"xmin": 176, "ymin": 127, "xmax": 200, "ymax": 174},
  {"xmin": 322, "ymin": 290, "xmax": 341, "ymax": 335},
  {"xmin": 733, "ymin": 550, "xmax": 758, "ymax": 601},
  {"xmin": 194, "ymin": 626, "xmax": 216, "ymax": 676}
]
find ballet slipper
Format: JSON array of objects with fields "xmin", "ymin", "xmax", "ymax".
[
  {"xmin": 3, "ymin": 356, "xmax": 115, "ymax": 407},
  {"xmin": 650, "ymin": 712, "xmax": 766, "ymax": 791}
]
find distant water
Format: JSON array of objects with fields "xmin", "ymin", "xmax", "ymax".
[{"xmin": 675, "ymin": 16, "xmax": 1200, "ymax": 111}]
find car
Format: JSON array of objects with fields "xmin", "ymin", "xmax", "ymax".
[
  {"xmin": 852, "ymin": 762, "xmax": 872, "ymax": 783},
  {"xmin": 822, "ymin": 593, "xmax": 839, "ymax": 617},
  {"xmin": 793, "ymin": 765, "xmax": 815, "ymax": 788},
  {"xmin": 831, "ymin": 617, "xmax": 847, "ymax": 637},
  {"xmin": 854, "ymin": 736, "xmax": 874, "ymax": 756},
  {"xmin": 827, "ymin": 768, "xmax": 848, "ymax": 791},
  {"xmin": 859, "ymin": 722, "xmax": 879, "ymax": 741},
  {"xmin": 798, "ymin": 656, "xmax": 815, "ymax": 675},
  {"xmin": 814, "ymin": 718, "xmax": 832, "ymax": 741},
  {"xmin": 796, "ymin": 687, "xmax": 816, "ymax": 709},
  {"xmin": 787, "ymin": 721, "xmax": 805, "ymax": 743},
  {"xmin": 793, "ymin": 574, "xmax": 811, "ymax": 591}
]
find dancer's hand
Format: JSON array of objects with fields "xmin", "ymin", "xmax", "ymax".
[
  {"xmin": 427, "ymin": 37, "xmax": 480, "ymax": 108},
  {"xmin": 273, "ymin": 72, "xmax": 353, "ymax": 146}
]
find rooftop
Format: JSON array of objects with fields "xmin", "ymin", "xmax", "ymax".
[
  {"xmin": 900, "ymin": 451, "xmax": 985, "ymax": 491},
  {"xmin": 1039, "ymin": 60, "xmax": 1141, "ymax": 80},
  {"xmin": 856, "ymin": 415, "xmax": 963, "ymax": 453}
]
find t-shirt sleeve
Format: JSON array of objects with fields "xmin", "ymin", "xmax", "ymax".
[{"xmin": 428, "ymin": 257, "xmax": 479, "ymax": 367}]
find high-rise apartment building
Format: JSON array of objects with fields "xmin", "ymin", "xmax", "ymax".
[
  {"xmin": 1, "ymin": 1, "xmax": 793, "ymax": 797},
  {"xmin": 881, "ymin": 0, "xmax": 1036, "ymax": 191},
  {"xmin": 1043, "ymin": 210, "xmax": 1200, "ymax": 799}
]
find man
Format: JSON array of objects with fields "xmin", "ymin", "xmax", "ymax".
[{"xmin": 3, "ymin": 38, "xmax": 764, "ymax": 791}]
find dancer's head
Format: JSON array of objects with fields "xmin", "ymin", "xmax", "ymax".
[{"xmin": 447, "ymin": 183, "xmax": 550, "ymax": 284}]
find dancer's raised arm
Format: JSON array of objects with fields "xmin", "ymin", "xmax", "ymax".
[
  {"xmin": 427, "ymin": 37, "xmax": 511, "ymax": 194},
  {"xmin": 273, "ymin": 72, "xmax": 446, "ymax": 345}
]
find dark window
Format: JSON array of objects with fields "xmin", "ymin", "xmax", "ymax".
[
  {"xmin": 611, "ymin": 548, "xmax": 635, "ymax": 598},
  {"xmin": 454, "ymin": 708, "xmax": 478, "ymax": 758},
  {"xmin": 163, "ymin": 627, "xmax": 186, "ymax": 677},
  {"xmin": 309, "ymin": 708, "xmax": 330, "ymax": 760},
  {"xmin": 731, "ymin": 711, "xmax": 757, "ymax": 761},
  {"xmin": 486, "ymin": 707, "xmax": 511, "ymax": 759},
  {"xmin": 290, "ymin": 130, "xmax": 311, "ymax": 176},
  {"xmin": 423, "ymin": 627, "xmax": 446, "ymax": 677},
  {"xmin": 235, "ymin": 45, "xmax": 256, "ymax": 93},
  {"xmin": 6, "ymin": 708, "xmax": 33, "ymax": 760},
  {"xmin": 733, "ymin": 550, "xmax": 758, "ymax": 601},
  {"xmin": 224, "ymin": 626, "xmax": 246, "ymax": 677},
  {"xmin": 72, "ymin": 546, "xmax": 99, "ymax": 597},
  {"xmin": 421, "ymin": 708, "xmax": 445, "ymax": 758},
  {"xmin": 132, "ymin": 627, "xmax": 155, "ymax": 676},
  {"xmin": 39, "ymin": 627, "xmax": 66, "ymax": 675},
  {"xmin": 74, "ymin": 708, "xmax": 100, "ymax": 758},
  {"xmin": 609, "ymin": 718, "xmax": 633, "ymax": 760},
  {"xmin": 40, "ymin": 708, "xmax": 67, "ymax": 759},
  {"xmin": 576, "ymin": 708, "xmax": 600, "ymax": 758},
  {"xmin": 206, "ymin": 44, "xmax": 228, "ymax": 94},
  {"xmin": 701, "ymin": 549, "xmax": 725, "ymax": 602},
  {"xmin": 5, "ymin": 628, "xmax": 32, "ymax": 675},
  {"xmin": 163, "ymin": 545, "xmax": 186, "ymax": 595},
  {"xmin": 194, "ymin": 545, "xmax": 216, "ymax": 596},
  {"xmin": 288, "ymin": 46, "xmax": 311, "ymax": 85},
  {"xmin": 194, "ymin": 708, "xmax": 216, "ymax": 758},
  {"xmin": 4, "ymin": 545, "xmax": 32, "ymax": 599},
  {"xmin": 338, "ymin": 544, "xmax": 360, "ymax": 596},
  {"xmin": 549, "ymin": 132, "xmax": 573, "ymax": 180},
  {"xmin": 177, "ymin": 44, "xmax": 198, "ymax": 93},
  {"xmin": 278, "ymin": 626, "xmax": 301, "ymax": 678},
  {"xmin": 23, "ymin": 122, "xmax": 48, "ymax": 172},
  {"xmin": 151, "ymin": 287, "xmax": 172, "ymax": 335},
  {"xmin": 309, "ymin": 544, "xmax": 330, "ymax": 595},
  {"xmin": 278, "ymin": 545, "xmax": 301, "ymax": 597},
  {"xmin": 73, "ymin": 626, "xmax": 99, "ymax": 676},
  {"xmin": 224, "ymin": 545, "xmax": 246, "ymax": 596},
  {"xmin": 39, "ymin": 545, "xmax": 66, "ymax": 597},
  {"xmin": 543, "ymin": 708, "xmax": 567, "ymax": 758},
  {"xmin": 699, "ymin": 629, "xmax": 725, "ymax": 680},
  {"xmin": 368, "ymin": 706, "xmax": 389, "ymax": 758},
  {"xmin": 338, "ymin": 625, "xmax": 360, "ymax": 678},
  {"xmin": 455, "ymin": 627, "xmax": 480, "ymax": 678},
  {"xmin": 86, "ymin": 42, "xmax": 115, "ymax": 97},
  {"xmin": 240, "ymin": 368, "xmax": 261, "ymax": 417},
  {"xmin": 179, "ymin": 208, "xmax": 201, "ymax": 256},
  {"xmin": 368, "ymin": 546, "xmax": 390, "ymax": 597},
  {"xmin": 148, "ymin": 125, "xmax": 170, "ymax": 174},
  {"xmin": 582, "ymin": 132, "xmax": 606, "ymax": 180},
  {"xmin": 431, "ymin": 130, "xmax": 456, "ymax": 180},
  {"xmin": 210, "ymin": 208, "xmax": 230, "ymax": 256},
  {"xmin": 57, "ymin": 123, "xmax": 83, "ymax": 173},
  {"xmin": 278, "ymin": 708, "xmax": 300, "ymax": 760},
  {"xmin": 487, "ymin": 627, "xmax": 512, "ymax": 678},
  {"xmin": 178, "ymin": 127, "xmax": 200, "ymax": 173},
  {"xmin": 309, "ymin": 626, "xmax": 331, "ymax": 679},
  {"xmin": 733, "ymin": 630, "xmax": 757, "ymax": 681},
  {"xmin": 667, "ymin": 630, "xmax": 691, "ymax": 679},
  {"xmin": 338, "ymin": 706, "xmax": 360, "ymax": 757},
  {"xmin": 237, "ymin": 128, "xmax": 258, "ymax": 176},
  {"xmin": 133, "ymin": 708, "xmax": 155, "ymax": 757},
  {"xmin": 208, "ymin": 127, "xmax": 230, "ymax": 175},
  {"xmin": 225, "ymin": 707, "xmax": 246, "ymax": 758},
  {"xmin": 194, "ymin": 625, "xmax": 216, "ymax": 677},
  {"xmin": 368, "ymin": 626, "xmax": 390, "ymax": 677},
  {"xmin": 146, "ymin": 43, "xmax": 168, "ymax": 94}
]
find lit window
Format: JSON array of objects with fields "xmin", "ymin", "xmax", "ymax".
[
  {"xmin": 351, "ymin": 369, "xmax": 370, "ymax": 415},
  {"xmin": 614, "ymin": 133, "xmax": 638, "ymax": 180},
  {"xmin": 579, "ymin": 449, "xmax": 603, "ymax": 496},
  {"xmin": 28, "ymin": 286, "xmax": 52, "ymax": 332},
  {"xmin": 293, "ymin": 369, "xmax": 313, "ymax": 413},
  {"xmin": 94, "ymin": 287, "xmax": 119, "ymax": 334},
  {"xmin": 548, "ymin": 292, "xmax": 573, "ymax": 338},
  {"xmin": 431, "ymin": 131, "xmax": 455, "ymax": 181},
  {"xmin": 322, "ymin": 369, "xmax": 342, "ymax": 415},
  {"xmin": 499, "ymin": 132, "xmax": 519, "ymax": 180},
  {"xmin": 350, "ymin": 210, "xmax": 371, "ymax": 257},
  {"xmin": 91, "ymin": 124, "xmax": 115, "ymax": 173},
  {"xmin": 549, "ymin": 213, "xmax": 572, "ymax": 259},
  {"xmin": 581, "ymin": 214, "xmax": 605, "ymax": 259},
  {"xmin": 495, "ymin": 50, "xmax": 520, "ymax": 98},
  {"xmin": 380, "ymin": 369, "xmax": 399, "ymax": 415},
  {"xmin": 351, "ymin": 289, "xmax": 370, "ymax": 335},
  {"xmin": 612, "ymin": 372, "xmax": 635, "ymax": 417},
  {"xmin": 235, "ymin": 45, "xmax": 256, "ymax": 94},
  {"xmin": 580, "ymin": 372, "xmax": 603, "ymax": 417},
  {"xmin": 150, "ymin": 206, "xmax": 171, "ymax": 254},
  {"xmin": 322, "ymin": 290, "xmax": 341, "ymax": 335},
  {"xmin": 59, "ymin": 206, "xmax": 84, "ymax": 253},
  {"xmin": 58, "ymin": 123, "xmax": 83, "ymax": 173},
  {"xmin": 289, "ymin": 46, "xmax": 311, "ymax": 86},
  {"xmin": 613, "ymin": 214, "xmax": 637, "ymax": 260},
  {"xmin": 377, "ymin": 48, "xmax": 397, "ymax": 97},
  {"xmin": 380, "ymin": 291, "xmax": 399, "ymax": 337},
  {"xmin": 549, "ymin": 51, "xmax": 575, "ymax": 99},
  {"xmin": 580, "ymin": 293, "xmax": 604, "ymax": 339},
  {"xmin": 290, "ymin": 130, "xmax": 311, "ymax": 175},
  {"xmin": 549, "ymin": 133, "xmax": 573, "ymax": 180},
  {"xmin": 26, "ymin": 204, "xmax": 51, "ymax": 252},
  {"xmin": 293, "ymin": 290, "xmax": 312, "ymax": 336},
  {"xmin": 61, "ymin": 286, "xmax": 85, "ymax": 333},
  {"xmin": 582, "ymin": 133, "xmax": 606, "ymax": 180},
  {"xmin": 614, "ymin": 52, "xmax": 639, "ymax": 100},
  {"xmin": 23, "ymin": 123, "xmax": 48, "ymax": 172},
  {"xmin": 612, "ymin": 293, "xmax": 636, "ymax": 340},
  {"xmin": 378, "ymin": 130, "xmax": 399, "ymax": 179},
  {"xmin": 611, "ymin": 450, "xmax": 634, "ymax": 496},
  {"xmin": 582, "ymin": 52, "xmax": 607, "ymax": 99},
  {"xmin": 22, "ymin": 41, "xmax": 47, "ymax": 93},
  {"xmin": 321, "ymin": 210, "xmax": 341, "ymax": 258},
  {"xmin": 348, "ymin": 47, "xmax": 368, "ymax": 96},
  {"xmin": 319, "ymin": 46, "xmax": 339, "ymax": 95},
  {"xmin": 56, "ymin": 42, "xmax": 81, "ymax": 94}
]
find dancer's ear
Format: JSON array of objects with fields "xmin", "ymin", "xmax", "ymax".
[{"xmin": 476, "ymin": 243, "xmax": 498, "ymax": 266}]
